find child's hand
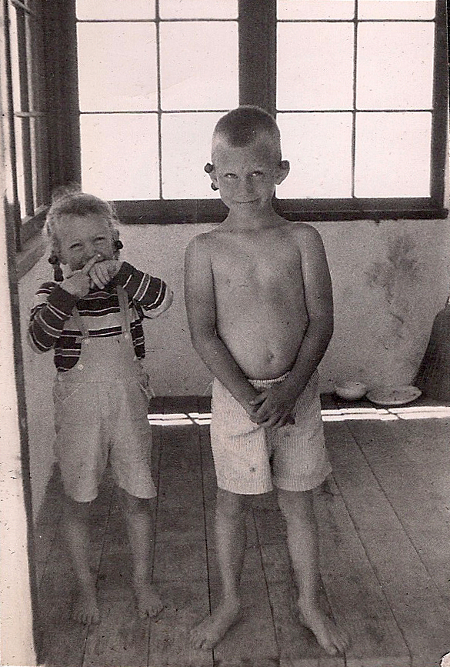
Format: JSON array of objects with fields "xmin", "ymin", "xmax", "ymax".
[
  {"xmin": 249, "ymin": 384, "xmax": 297, "ymax": 428},
  {"xmin": 61, "ymin": 256, "xmax": 101, "ymax": 298},
  {"xmin": 88, "ymin": 260, "xmax": 122, "ymax": 289}
]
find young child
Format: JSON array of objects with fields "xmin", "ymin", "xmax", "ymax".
[
  {"xmin": 28, "ymin": 191, "xmax": 173, "ymax": 624},
  {"xmin": 184, "ymin": 107, "xmax": 349, "ymax": 655}
]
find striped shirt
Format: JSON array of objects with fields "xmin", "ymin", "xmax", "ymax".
[{"xmin": 28, "ymin": 261, "xmax": 172, "ymax": 372}]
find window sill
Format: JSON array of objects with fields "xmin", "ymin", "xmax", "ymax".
[
  {"xmin": 16, "ymin": 232, "xmax": 46, "ymax": 280},
  {"xmin": 113, "ymin": 198, "xmax": 449, "ymax": 225}
]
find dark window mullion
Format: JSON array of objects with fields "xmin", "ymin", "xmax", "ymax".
[
  {"xmin": 429, "ymin": 0, "xmax": 448, "ymax": 206},
  {"xmin": 4, "ymin": 0, "xmax": 22, "ymax": 250},
  {"xmin": 239, "ymin": 0, "xmax": 276, "ymax": 114}
]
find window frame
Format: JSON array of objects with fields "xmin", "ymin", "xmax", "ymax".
[{"xmin": 2, "ymin": 0, "xmax": 51, "ymax": 250}]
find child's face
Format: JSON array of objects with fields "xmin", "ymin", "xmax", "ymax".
[
  {"xmin": 56, "ymin": 214, "xmax": 115, "ymax": 272},
  {"xmin": 211, "ymin": 138, "xmax": 288, "ymax": 213}
]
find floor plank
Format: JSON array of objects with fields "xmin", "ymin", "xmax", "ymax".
[
  {"xmin": 314, "ymin": 480, "xmax": 410, "ymax": 667},
  {"xmin": 325, "ymin": 420, "xmax": 450, "ymax": 667},
  {"xmin": 210, "ymin": 544, "xmax": 280, "ymax": 667},
  {"xmin": 148, "ymin": 415, "xmax": 213, "ymax": 666},
  {"xmin": 83, "ymin": 593, "xmax": 151, "ymax": 667},
  {"xmin": 343, "ymin": 417, "xmax": 450, "ymax": 602}
]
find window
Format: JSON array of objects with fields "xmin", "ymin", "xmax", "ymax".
[
  {"xmin": 275, "ymin": 0, "xmax": 448, "ymax": 220},
  {"xmin": 2, "ymin": 0, "xmax": 49, "ymax": 249},
  {"xmin": 76, "ymin": 0, "xmax": 238, "ymax": 207},
  {"xmin": 72, "ymin": 0, "xmax": 448, "ymax": 222}
]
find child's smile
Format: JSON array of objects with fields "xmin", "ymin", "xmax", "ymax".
[{"xmin": 57, "ymin": 214, "xmax": 115, "ymax": 272}]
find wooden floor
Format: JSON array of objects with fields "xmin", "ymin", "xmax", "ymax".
[{"xmin": 34, "ymin": 394, "xmax": 450, "ymax": 667}]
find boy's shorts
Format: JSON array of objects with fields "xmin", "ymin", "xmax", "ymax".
[
  {"xmin": 210, "ymin": 370, "xmax": 331, "ymax": 495},
  {"xmin": 53, "ymin": 377, "xmax": 156, "ymax": 502}
]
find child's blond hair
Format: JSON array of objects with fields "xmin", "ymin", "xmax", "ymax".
[{"xmin": 45, "ymin": 186, "xmax": 119, "ymax": 255}]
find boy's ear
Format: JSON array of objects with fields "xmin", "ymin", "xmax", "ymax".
[{"xmin": 276, "ymin": 159, "xmax": 290, "ymax": 185}]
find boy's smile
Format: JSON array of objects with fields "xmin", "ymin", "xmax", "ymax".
[
  {"xmin": 57, "ymin": 214, "xmax": 115, "ymax": 272},
  {"xmin": 211, "ymin": 139, "xmax": 289, "ymax": 215}
]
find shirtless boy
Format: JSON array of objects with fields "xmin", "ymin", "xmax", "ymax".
[{"xmin": 184, "ymin": 106, "xmax": 349, "ymax": 655}]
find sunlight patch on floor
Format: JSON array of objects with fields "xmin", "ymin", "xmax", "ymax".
[
  {"xmin": 148, "ymin": 405, "xmax": 450, "ymax": 426},
  {"xmin": 148, "ymin": 412, "xmax": 212, "ymax": 425},
  {"xmin": 322, "ymin": 405, "xmax": 450, "ymax": 422}
]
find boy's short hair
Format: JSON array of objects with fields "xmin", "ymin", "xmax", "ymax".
[{"xmin": 213, "ymin": 106, "xmax": 281, "ymax": 159}]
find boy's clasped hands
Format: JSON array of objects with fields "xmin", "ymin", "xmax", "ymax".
[
  {"xmin": 62, "ymin": 255, "xmax": 122, "ymax": 298},
  {"xmin": 249, "ymin": 382, "xmax": 297, "ymax": 428}
]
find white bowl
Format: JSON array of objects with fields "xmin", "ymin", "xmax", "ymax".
[{"xmin": 334, "ymin": 381, "xmax": 367, "ymax": 400}]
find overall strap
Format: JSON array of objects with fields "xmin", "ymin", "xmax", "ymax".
[
  {"xmin": 117, "ymin": 285, "xmax": 131, "ymax": 335},
  {"xmin": 72, "ymin": 306, "xmax": 89, "ymax": 339},
  {"xmin": 72, "ymin": 285, "xmax": 130, "ymax": 339}
]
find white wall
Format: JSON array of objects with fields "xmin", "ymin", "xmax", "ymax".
[{"xmin": 19, "ymin": 216, "xmax": 450, "ymax": 516}]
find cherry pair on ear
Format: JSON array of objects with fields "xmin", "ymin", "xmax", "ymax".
[
  {"xmin": 48, "ymin": 254, "xmax": 63, "ymax": 282},
  {"xmin": 204, "ymin": 163, "xmax": 218, "ymax": 190}
]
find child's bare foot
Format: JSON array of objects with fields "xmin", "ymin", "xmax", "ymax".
[
  {"xmin": 133, "ymin": 578, "xmax": 163, "ymax": 618},
  {"xmin": 298, "ymin": 598, "xmax": 349, "ymax": 655},
  {"xmin": 72, "ymin": 589, "xmax": 100, "ymax": 625},
  {"xmin": 190, "ymin": 600, "xmax": 242, "ymax": 650}
]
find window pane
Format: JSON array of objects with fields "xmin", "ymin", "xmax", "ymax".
[
  {"xmin": 160, "ymin": 22, "xmax": 238, "ymax": 110},
  {"xmin": 9, "ymin": 8, "xmax": 22, "ymax": 111},
  {"xmin": 14, "ymin": 118, "xmax": 26, "ymax": 215},
  {"xmin": 27, "ymin": 17, "xmax": 45, "ymax": 112},
  {"xmin": 277, "ymin": 113, "xmax": 353, "ymax": 198},
  {"xmin": 30, "ymin": 117, "xmax": 46, "ymax": 209},
  {"xmin": 278, "ymin": 0, "xmax": 355, "ymax": 20},
  {"xmin": 358, "ymin": 0, "xmax": 435, "ymax": 20},
  {"xmin": 161, "ymin": 112, "xmax": 224, "ymax": 199},
  {"xmin": 354, "ymin": 112, "xmax": 431, "ymax": 197},
  {"xmin": 277, "ymin": 24, "xmax": 354, "ymax": 110},
  {"xmin": 76, "ymin": 0, "xmax": 155, "ymax": 20},
  {"xmin": 80, "ymin": 114, "xmax": 160, "ymax": 200},
  {"xmin": 357, "ymin": 23, "xmax": 434, "ymax": 110},
  {"xmin": 77, "ymin": 23, "xmax": 158, "ymax": 111},
  {"xmin": 159, "ymin": 0, "xmax": 237, "ymax": 19}
]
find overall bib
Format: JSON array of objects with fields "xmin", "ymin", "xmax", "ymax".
[{"xmin": 53, "ymin": 287, "xmax": 156, "ymax": 502}]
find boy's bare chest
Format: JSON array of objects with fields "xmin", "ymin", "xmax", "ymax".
[{"xmin": 211, "ymin": 236, "xmax": 302, "ymax": 290}]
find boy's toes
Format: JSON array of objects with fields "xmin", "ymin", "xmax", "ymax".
[
  {"xmin": 298, "ymin": 600, "xmax": 350, "ymax": 656},
  {"xmin": 72, "ymin": 593, "xmax": 100, "ymax": 625},
  {"xmin": 134, "ymin": 581, "xmax": 163, "ymax": 618}
]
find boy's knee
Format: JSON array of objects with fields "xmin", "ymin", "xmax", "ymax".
[
  {"xmin": 117, "ymin": 488, "xmax": 153, "ymax": 514},
  {"xmin": 63, "ymin": 494, "xmax": 92, "ymax": 518},
  {"xmin": 277, "ymin": 488, "xmax": 313, "ymax": 520},
  {"xmin": 216, "ymin": 488, "xmax": 246, "ymax": 517}
]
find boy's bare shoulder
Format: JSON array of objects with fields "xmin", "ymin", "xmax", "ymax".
[
  {"xmin": 185, "ymin": 229, "xmax": 224, "ymax": 256},
  {"xmin": 285, "ymin": 221, "xmax": 325, "ymax": 247}
]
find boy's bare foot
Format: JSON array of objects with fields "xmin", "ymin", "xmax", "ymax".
[
  {"xmin": 72, "ymin": 589, "xmax": 100, "ymax": 625},
  {"xmin": 298, "ymin": 598, "xmax": 349, "ymax": 655},
  {"xmin": 190, "ymin": 600, "xmax": 242, "ymax": 650},
  {"xmin": 133, "ymin": 578, "xmax": 163, "ymax": 618}
]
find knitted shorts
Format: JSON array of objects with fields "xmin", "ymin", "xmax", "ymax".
[{"xmin": 210, "ymin": 370, "xmax": 331, "ymax": 495}]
